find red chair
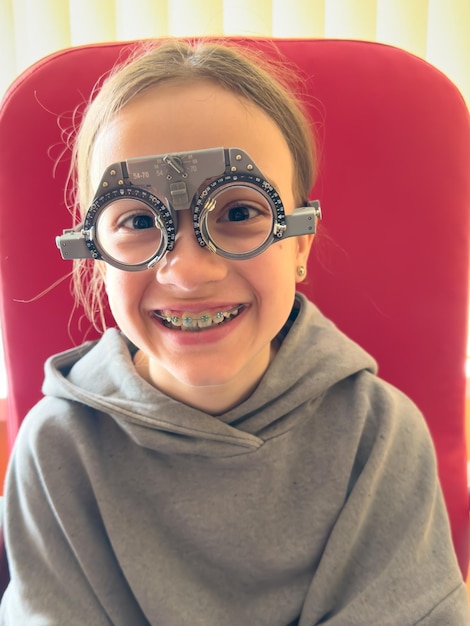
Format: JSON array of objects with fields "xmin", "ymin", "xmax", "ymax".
[{"xmin": 0, "ymin": 38, "xmax": 469, "ymax": 589}]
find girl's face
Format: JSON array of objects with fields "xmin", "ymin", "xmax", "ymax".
[{"xmin": 92, "ymin": 80, "xmax": 313, "ymax": 414}]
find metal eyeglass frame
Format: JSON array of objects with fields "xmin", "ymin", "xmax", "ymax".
[{"xmin": 56, "ymin": 147, "xmax": 322, "ymax": 271}]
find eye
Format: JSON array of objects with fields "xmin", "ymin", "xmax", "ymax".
[
  {"xmin": 119, "ymin": 213, "xmax": 155, "ymax": 230},
  {"xmin": 219, "ymin": 203, "xmax": 263, "ymax": 222}
]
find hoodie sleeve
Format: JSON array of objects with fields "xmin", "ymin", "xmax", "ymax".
[
  {"xmin": 298, "ymin": 372, "xmax": 470, "ymax": 625},
  {"xmin": 0, "ymin": 400, "xmax": 148, "ymax": 626}
]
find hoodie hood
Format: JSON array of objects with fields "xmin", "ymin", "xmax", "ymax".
[{"xmin": 41, "ymin": 294, "xmax": 376, "ymax": 457}]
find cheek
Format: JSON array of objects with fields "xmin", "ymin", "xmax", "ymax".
[
  {"xmin": 104, "ymin": 270, "xmax": 143, "ymax": 314},
  {"xmin": 243, "ymin": 242, "xmax": 299, "ymax": 293},
  {"xmin": 270, "ymin": 240, "xmax": 301, "ymax": 278}
]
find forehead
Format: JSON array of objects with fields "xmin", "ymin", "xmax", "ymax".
[{"xmin": 91, "ymin": 80, "xmax": 294, "ymax": 200}]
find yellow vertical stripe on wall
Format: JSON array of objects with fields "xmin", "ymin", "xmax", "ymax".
[
  {"xmin": 116, "ymin": 0, "xmax": 169, "ymax": 40},
  {"xmin": 272, "ymin": 0, "xmax": 325, "ymax": 37},
  {"xmin": 168, "ymin": 0, "xmax": 223, "ymax": 37},
  {"xmin": 69, "ymin": 0, "xmax": 116, "ymax": 46},
  {"xmin": 427, "ymin": 0, "xmax": 470, "ymax": 115},
  {"xmin": 0, "ymin": 0, "xmax": 15, "ymax": 94},
  {"xmin": 324, "ymin": 0, "xmax": 377, "ymax": 40},
  {"xmin": 12, "ymin": 0, "xmax": 70, "ymax": 73},
  {"xmin": 223, "ymin": 0, "xmax": 272, "ymax": 36},
  {"xmin": 376, "ymin": 0, "xmax": 428, "ymax": 59}
]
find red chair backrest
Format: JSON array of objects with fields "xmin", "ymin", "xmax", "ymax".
[{"xmin": 0, "ymin": 38, "xmax": 469, "ymax": 576}]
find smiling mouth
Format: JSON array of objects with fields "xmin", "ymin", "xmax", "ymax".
[{"xmin": 153, "ymin": 305, "xmax": 244, "ymax": 331}]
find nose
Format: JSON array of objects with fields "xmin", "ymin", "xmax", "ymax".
[{"xmin": 155, "ymin": 210, "xmax": 228, "ymax": 290}]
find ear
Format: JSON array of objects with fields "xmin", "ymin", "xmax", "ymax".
[{"xmin": 294, "ymin": 234, "xmax": 314, "ymax": 283}]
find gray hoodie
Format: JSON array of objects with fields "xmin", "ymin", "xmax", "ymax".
[{"xmin": 1, "ymin": 295, "xmax": 468, "ymax": 625}]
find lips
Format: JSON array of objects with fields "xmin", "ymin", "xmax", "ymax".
[{"xmin": 153, "ymin": 305, "xmax": 244, "ymax": 331}]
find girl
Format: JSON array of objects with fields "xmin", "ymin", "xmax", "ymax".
[{"xmin": 1, "ymin": 39, "xmax": 468, "ymax": 625}]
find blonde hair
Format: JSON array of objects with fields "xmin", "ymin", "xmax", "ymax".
[{"xmin": 71, "ymin": 38, "xmax": 317, "ymax": 331}]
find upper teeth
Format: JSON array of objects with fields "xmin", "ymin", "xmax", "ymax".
[{"xmin": 155, "ymin": 306, "xmax": 241, "ymax": 329}]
